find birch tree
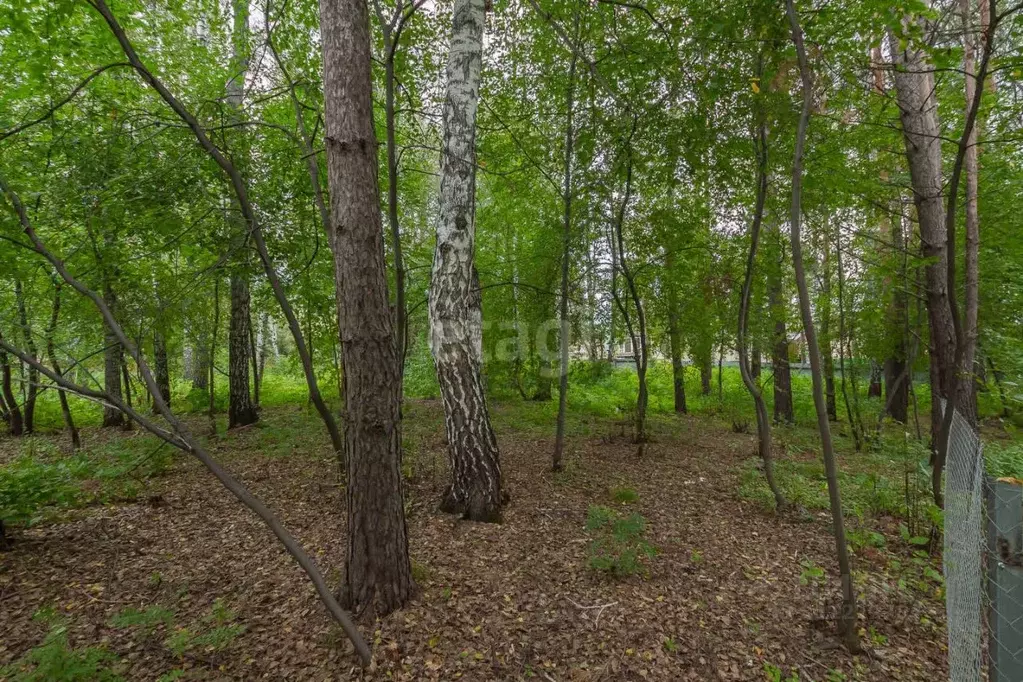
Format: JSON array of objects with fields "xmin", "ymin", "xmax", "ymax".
[{"xmin": 430, "ymin": 0, "xmax": 503, "ymax": 522}]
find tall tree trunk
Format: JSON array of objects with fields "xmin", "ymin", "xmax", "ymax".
[
  {"xmin": 768, "ymin": 230, "xmax": 793, "ymax": 423},
  {"xmin": 819, "ymin": 237, "xmax": 837, "ymax": 421},
  {"xmin": 787, "ymin": 1, "xmax": 860, "ymax": 650},
  {"xmin": 0, "ymin": 327, "xmax": 23, "ymax": 436},
  {"xmin": 960, "ymin": 0, "xmax": 980, "ymax": 420},
  {"xmin": 320, "ymin": 0, "xmax": 414, "ymax": 615},
  {"xmin": 871, "ymin": 47, "xmax": 911, "ymax": 425},
  {"xmin": 45, "ymin": 283, "xmax": 80, "ymax": 449},
  {"xmin": 608, "ymin": 126, "xmax": 648, "ymax": 454},
  {"xmin": 225, "ymin": 0, "xmax": 256, "ymax": 429},
  {"xmin": 192, "ymin": 334, "xmax": 209, "ymax": 391},
  {"xmin": 377, "ymin": 10, "xmax": 407, "ymax": 378},
  {"xmin": 209, "ymin": 279, "xmax": 219, "ymax": 435},
  {"xmin": 836, "ymin": 227, "xmax": 864, "ymax": 451},
  {"xmin": 867, "ymin": 361, "xmax": 882, "ymax": 398},
  {"xmin": 717, "ymin": 340, "xmax": 724, "ymax": 400},
  {"xmin": 258, "ymin": 311, "xmax": 270, "ymax": 386},
  {"xmin": 666, "ymin": 252, "xmax": 687, "ymax": 414},
  {"xmin": 249, "ymin": 307, "xmax": 260, "ymax": 409},
  {"xmin": 884, "ymin": 213, "xmax": 910, "ymax": 423},
  {"xmin": 888, "ymin": 27, "xmax": 956, "ymax": 449},
  {"xmin": 102, "ymin": 283, "xmax": 125, "ymax": 428},
  {"xmin": 121, "ymin": 355, "xmax": 135, "ymax": 430},
  {"xmin": 429, "ymin": 0, "xmax": 503, "ymax": 521},
  {"xmin": 737, "ymin": 116, "xmax": 784, "ymax": 510},
  {"xmin": 229, "ymin": 275, "xmax": 257, "ymax": 427},
  {"xmin": 153, "ymin": 329, "xmax": 171, "ymax": 413},
  {"xmin": 14, "ymin": 280, "xmax": 38, "ymax": 434},
  {"xmin": 553, "ymin": 26, "xmax": 579, "ymax": 471},
  {"xmin": 700, "ymin": 350, "xmax": 712, "ymax": 396}
]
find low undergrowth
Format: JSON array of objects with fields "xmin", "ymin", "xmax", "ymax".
[{"xmin": 0, "ymin": 435, "xmax": 172, "ymax": 541}]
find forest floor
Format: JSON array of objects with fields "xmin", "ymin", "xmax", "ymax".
[{"xmin": 0, "ymin": 399, "xmax": 947, "ymax": 681}]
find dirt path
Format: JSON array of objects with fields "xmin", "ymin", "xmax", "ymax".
[{"xmin": 0, "ymin": 402, "xmax": 945, "ymax": 680}]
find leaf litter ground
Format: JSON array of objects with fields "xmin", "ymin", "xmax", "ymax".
[{"xmin": 0, "ymin": 400, "xmax": 946, "ymax": 680}]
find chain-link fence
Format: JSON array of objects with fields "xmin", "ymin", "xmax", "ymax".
[
  {"xmin": 944, "ymin": 400, "xmax": 1023, "ymax": 682},
  {"xmin": 945, "ymin": 402, "xmax": 986, "ymax": 682}
]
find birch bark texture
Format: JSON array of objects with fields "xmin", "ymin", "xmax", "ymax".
[
  {"xmin": 429, "ymin": 0, "xmax": 503, "ymax": 522},
  {"xmin": 319, "ymin": 0, "xmax": 414, "ymax": 615}
]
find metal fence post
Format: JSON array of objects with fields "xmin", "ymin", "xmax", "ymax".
[{"xmin": 986, "ymin": 476, "xmax": 1023, "ymax": 682}]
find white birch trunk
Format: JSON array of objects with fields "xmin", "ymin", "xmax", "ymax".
[{"xmin": 429, "ymin": 0, "xmax": 503, "ymax": 521}]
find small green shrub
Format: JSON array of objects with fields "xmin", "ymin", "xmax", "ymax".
[
  {"xmin": 986, "ymin": 442, "xmax": 1023, "ymax": 478},
  {"xmin": 0, "ymin": 437, "xmax": 173, "ymax": 535},
  {"xmin": 585, "ymin": 505, "xmax": 656, "ymax": 577},
  {"xmin": 610, "ymin": 486, "xmax": 639, "ymax": 504},
  {"xmin": 0, "ymin": 623, "xmax": 123, "ymax": 681},
  {"xmin": 163, "ymin": 599, "xmax": 246, "ymax": 657},
  {"xmin": 763, "ymin": 662, "xmax": 800, "ymax": 682},
  {"xmin": 109, "ymin": 605, "xmax": 175, "ymax": 633},
  {"xmin": 798, "ymin": 559, "xmax": 825, "ymax": 587}
]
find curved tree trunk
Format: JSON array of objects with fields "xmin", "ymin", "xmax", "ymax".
[
  {"xmin": 430, "ymin": 0, "xmax": 503, "ymax": 521},
  {"xmin": 737, "ymin": 117, "xmax": 784, "ymax": 510},
  {"xmin": 320, "ymin": 0, "xmax": 414, "ymax": 615},
  {"xmin": 787, "ymin": 0, "xmax": 859, "ymax": 650}
]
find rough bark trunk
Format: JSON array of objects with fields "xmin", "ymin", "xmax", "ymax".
[
  {"xmin": 228, "ymin": 275, "xmax": 257, "ymax": 427},
  {"xmin": 553, "ymin": 30, "xmax": 578, "ymax": 471},
  {"xmin": 889, "ymin": 27, "xmax": 956, "ymax": 448},
  {"xmin": 102, "ymin": 283, "xmax": 125, "ymax": 428},
  {"xmin": 0, "ymin": 327, "xmax": 23, "ymax": 436},
  {"xmin": 320, "ymin": 0, "xmax": 414, "ymax": 615},
  {"xmin": 46, "ymin": 283, "xmax": 80, "ymax": 449},
  {"xmin": 14, "ymin": 280, "xmax": 38, "ymax": 434},
  {"xmin": 429, "ymin": 0, "xmax": 503, "ymax": 521},
  {"xmin": 787, "ymin": 0, "xmax": 860, "ymax": 650},
  {"xmin": 226, "ymin": 0, "xmax": 257, "ymax": 429}
]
